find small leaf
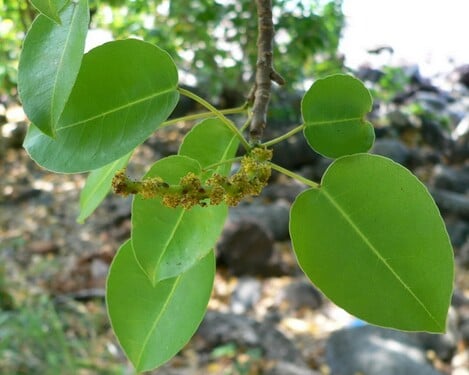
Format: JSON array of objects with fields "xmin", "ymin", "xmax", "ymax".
[
  {"xmin": 107, "ymin": 240, "xmax": 215, "ymax": 372},
  {"xmin": 23, "ymin": 39, "xmax": 179, "ymax": 173},
  {"xmin": 290, "ymin": 154, "xmax": 453, "ymax": 332},
  {"xmin": 132, "ymin": 155, "xmax": 227, "ymax": 284},
  {"xmin": 302, "ymin": 74, "xmax": 375, "ymax": 158},
  {"xmin": 18, "ymin": 0, "xmax": 89, "ymax": 137},
  {"xmin": 179, "ymin": 118, "xmax": 239, "ymax": 176},
  {"xmin": 77, "ymin": 152, "xmax": 131, "ymax": 224}
]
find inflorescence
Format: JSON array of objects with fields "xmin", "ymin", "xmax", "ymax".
[{"xmin": 112, "ymin": 147, "xmax": 273, "ymax": 209}]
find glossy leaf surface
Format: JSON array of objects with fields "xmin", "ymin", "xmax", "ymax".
[
  {"xmin": 290, "ymin": 154, "xmax": 453, "ymax": 332},
  {"xmin": 107, "ymin": 241, "xmax": 214, "ymax": 372},
  {"xmin": 302, "ymin": 74, "xmax": 375, "ymax": 158},
  {"xmin": 132, "ymin": 156, "xmax": 227, "ymax": 284},
  {"xmin": 77, "ymin": 152, "xmax": 131, "ymax": 223},
  {"xmin": 24, "ymin": 39, "xmax": 179, "ymax": 173},
  {"xmin": 179, "ymin": 118, "xmax": 239, "ymax": 176},
  {"xmin": 18, "ymin": 0, "xmax": 89, "ymax": 137}
]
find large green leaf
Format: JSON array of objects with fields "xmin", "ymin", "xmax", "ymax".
[
  {"xmin": 302, "ymin": 74, "xmax": 375, "ymax": 158},
  {"xmin": 23, "ymin": 39, "xmax": 179, "ymax": 173},
  {"xmin": 77, "ymin": 152, "xmax": 132, "ymax": 224},
  {"xmin": 290, "ymin": 154, "xmax": 453, "ymax": 333},
  {"xmin": 29, "ymin": 0, "xmax": 68, "ymax": 23},
  {"xmin": 179, "ymin": 117, "xmax": 239, "ymax": 176},
  {"xmin": 107, "ymin": 240, "xmax": 215, "ymax": 372},
  {"xmin": 18, "ymin": 0, "xmax": 89, "ymax": 137},
  {"xmin": 132, "ymin": 155, "xmax": 227, "ymax": 284}
]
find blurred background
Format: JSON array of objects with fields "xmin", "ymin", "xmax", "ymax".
[{"xmin": 1, "ymin": 0, "xmax": 469, "ymax": 374}]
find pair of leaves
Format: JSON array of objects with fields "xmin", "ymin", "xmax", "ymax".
[
  {"xmin": 23, "ymin": 38, "xmax": 179, "ymax": 173},
  {"xmin": 107, "ymin": 118, "xmax": 239, "ymax": 369},
  {"xmin": 294, "ymin": 74, "xmax": 453, "ymax": 332},
  {"xmin": 19, "ymin": 0, "xmax": 89, "ymax": 137},
  {"xmin": 131, "ymin": 118, "xmax": 239, "ymax": 284}
]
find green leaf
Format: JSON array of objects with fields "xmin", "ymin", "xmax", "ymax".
[
  {"xmin": 23, "ymin": 39, "xmax": 179, "ymax": 173},
  {"xmin": 132, "ymin": 155, "xmax": 227, "ymax": 284},
  {"xmin": 18, "ymin": 0, "xmax": 89, "ymax": 137},
  {"xmin": 302, "ymin": 74, "xmax": 375, "ymax": 158},
  {"xmin": 77, "ymin": 152, "xmax": 131, "ymax": 224},
  {"xmin": 289, "ymin": 154, "xmax": 453, "ymax": 333},
  {"xmin": 179, "ymin": 117, "xmax": 239, "ymax": 176},
  {"xmin": 107, "ymin": 240, "xmax": 214, "ymax": 372},
  {"xmin": 30, "ymin": 0, "xmax": 68, "ymax": 24}
]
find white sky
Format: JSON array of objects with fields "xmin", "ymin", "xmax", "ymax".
[{"xmin": 339, "ymin": 0, "xmax": 469, "ymax": 75}]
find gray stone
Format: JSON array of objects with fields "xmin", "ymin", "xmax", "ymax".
[
  {"xmin": 228, "ymin": 201, "xmax": 290, "ymax": 241},
  {"xmin": 371, "ymin": 139, "xmax": 410, "ymax": 165},
  {"xmin": 326, "ymin": 325, "xmax": 444, "ymax": 375},
  {"xmin": 197, "ymin": 311, "xmax": 307, "ymax": 366},
  {"xmin": 276, "ymin": 279, "xmax": 323, "ymax": 310},
  {"xmin": 414, "ymin": 91, "xmax": 449, "ymax": 112},
  {"xmin": 445, "ymin": 218, "xmax": 469, "ymax": 248},
  {"xmin": 217, "ymin": 218, "xmax": 275, "ymax": 276},
  {"xmin": 430, "ymin": 187, "xmax": 469, "ymax": 219},
  {"xmin": 265, "ymin": 361, "xmax": 320, "ymax": 375},
  {"xmin": 230, "ymin": 277, "xmax": 262, "ymax": 314},
  {"xmin": 433, "ymin": 164, "xmax": 469, "ymax": 194}
]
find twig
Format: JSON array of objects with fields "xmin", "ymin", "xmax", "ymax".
[{"xmin": 249, "ymin": 0, "xmax": 285, "ymax": 142}]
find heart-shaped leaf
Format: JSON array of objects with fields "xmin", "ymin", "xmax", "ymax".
[
  {"xmin": 23, "ymin": 39, "xmax": 179, "ymax": 173},
  {"xmin": 302, "ymin": 74, "xmax": 375, "ymax": 158},
  {"xmin": 107, "ymin": 240, "xmax": 215, "ymax": 372},
  {"xmin": 132, "ymin": 155, "xmax": 227, "ymax": 284},
  {"xmin": 77, "ymin": 152, "xmax": 132, "ymax": 223},
  {"xmin": 290, "ymin": 154, "xmax": 453, "ymax": 332},
  {"xmin": 18, "ymin": 0, "xmax": 89, "ymax": 137},
  {"xmin": 179, "ymin": 118, "xmax": 239, "ymax": 176},
  {"xmin": 29, "ymin": 0, "xmax": 67, "ymax": 24}
]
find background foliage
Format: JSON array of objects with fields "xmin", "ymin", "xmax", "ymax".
[{"xmin": 1, "ymin": 0, "xmax": 344, "ymax": 99}]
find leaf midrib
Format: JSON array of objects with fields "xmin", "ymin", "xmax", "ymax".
[
  {"xmin": 306, "ymin": 116, "xmax": 364, "ymax": 126},
  {"xmin": 50, "ymin": 0, "xmax": 84, "ymax": 133},
  {"xmin": 321, "ymin": 188, "xmax": 442, "ymax": 330},
  {"xmin": 56, "ymin": 87, "xmax": 176, "ymax": 132},
  {"xmin": 135, "ymin": 275, "xmax": 182, "ymax": 370}
]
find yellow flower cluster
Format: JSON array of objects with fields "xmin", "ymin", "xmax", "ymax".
[{"xmin": 112, "ymin": 147, "xmax": 273, "ymax": 209}]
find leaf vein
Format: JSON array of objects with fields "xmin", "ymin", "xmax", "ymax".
[
  {"xmin": 322, "ymin": 189, "xmax": 442, "ymax": 329},
  {"xmin": 56, "ymin": 87, "xmax": 175, "ymax": 131}
]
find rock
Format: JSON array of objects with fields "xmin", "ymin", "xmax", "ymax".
[
  {"xmin": 216, "ymin": 218, "xmax": 275, "ymax": 276},
  {"xmin": 261, "ymin": 182, "xmax": 306, "ymax": 203},
  {"xmin": 458, "ymin": 239, "xmax": 469, "ymax": 268},
  {"xmin": 432, "ymin": 165, "xmax": 469, "ymax": 194},
  {"xmin": 371, "ymin": 138, "xmax": 410, "ymax": 165},
  {"xmin": 444, "ymin": 218, "xmax": 469, "ymax": 248},
  {"xmin": 413, "ymin": 91, "xmax": 449, "ymax": 112},
  {"xmin": 228, "ymin": 201, "xmax": 290, "ymax": 241},
  {"xmin": 197, "ymin": 311, "xmax": 307, "ymax": 366},
  {"xmin": 429, "ymin": 187, "xmax": 469, "ymax": 219},
  {"xmin": 387, "ymin": 109, "xmax": 414, "ymax": 128},
  {"xmin": 326, "ymin": 325, "xmax": 444, "ymax": 375},
  {"xmin": 265, "ymin": 361, "xmax": 320, "ymax": 375},
  {"xmin": 452, "ymin": 64, "xmax": 469, "ymax": 88},
  {"xmin": 269, "ymin": 129, "xmax": 320, "ymax": 170},
  {"xmin": 276, "ymin": 279, "xmax": 323, "ymax": 311},
  {"xmin": 414, "ymin": 308, "xmax": 458, "ymax": 361},
  {"xmin": 230, "ymin": 277, "xmax": 262, "ymax": 314},
  {"xmin": 420, "ymin": 117, "xmax": 451, "ymax": 150},
  {"xmin": 356, "ymin": 66, "xmax": 384, "ymax": 83}
]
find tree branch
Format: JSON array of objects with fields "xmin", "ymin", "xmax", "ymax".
[{"xmin": 249, "ymin": 0, "xmax": 285, "ymax": 142}]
